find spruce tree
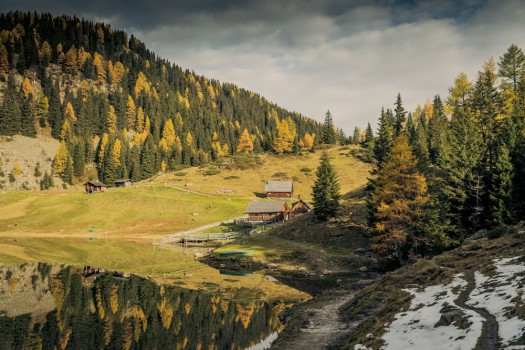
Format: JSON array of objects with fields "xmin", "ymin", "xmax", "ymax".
[
  {"xmin": 374, "ymin": 108, "xmax": 395, "ymax": 167},
  {"xmin": 498, "ymin": 44, "xmax": 525, "ymax": 92},
  {"xmin": 312, "ymin": 152, "xmax": 340, "ymax": 220},
  {"xmin": 321, "ymin": 110, "xmax": 337, "ymax": 145},
  {"xmin": 488, "ymin": 144, "xmax": 514, "ymax": 227},
  {"xmin": 393, "ymin": 93, "xmax": 406, "ymax": 137}
]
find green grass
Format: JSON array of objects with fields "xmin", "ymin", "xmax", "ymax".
[
  {"xmin": 0, "ymin": 236, "xmax": 200, "ymax": 275},
  {"xmin": 0, "ymin": 185, "xmax": 247, "ymax": 236}
]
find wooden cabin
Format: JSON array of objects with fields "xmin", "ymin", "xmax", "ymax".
[
  {"xmin": 244, "ymin": 201, "xmax": 290, "ymax": 223},
  {"xmin": 84, "ymin": 181, "xmax": 107, "ymax": 193},
  {"xmin": 114, "ymin": 179, "xmax": 133, "ymax": 188},
  {"xmin": 289, "ymin": 198, "xmax": 312, "ymax": 218},
  {"xmin": 265, "ymin": 181, "xmax": 293, "ymax": 198}
]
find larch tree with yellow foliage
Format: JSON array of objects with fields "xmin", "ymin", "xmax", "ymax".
[
  {"xmin": 125, "ymin": 96, "xmax": 136, "ymax": 130},
  {"xmin": 272, "ymin": 119, "xmax": 294, "ymax": 154},
  {"xmin": 236, "ymin": 128, "xmax": 253, "ymax": 154},
  {"xmin": 370, "ymin": 135, "xmax": 430, "ymax": 264},
  {"xmin": 106, "ymin": 105, "xmax": 117, "ymax": 135}
]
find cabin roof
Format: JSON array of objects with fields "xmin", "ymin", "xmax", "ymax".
[
  {"xmin": 245, "ymin": 201, "xmax": 287, "ymax": 214},
  {"xmin": 264, "ymin": 180, "xmax": 293, "ymax": 193},
  {"xmin": 292, "ymin": 198, "xmax": 311, "ymax": 210},
  {"xmin": 114, "ymin": 179, "xmax": 132, "ymax": 183},
  {"xmin": 85, "ymin": 181, "xmax": 107, "ymax": 187}
]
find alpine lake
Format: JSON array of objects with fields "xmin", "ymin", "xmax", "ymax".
[{"xmin": 0, "ymin": 262, "xmax": 286, "ymax": 349}]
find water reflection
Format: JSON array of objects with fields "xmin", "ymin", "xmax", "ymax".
[{"xmin": 0, "ymin": 263, "xmax": 284, "ymax": 349}]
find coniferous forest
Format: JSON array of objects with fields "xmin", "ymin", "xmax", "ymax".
[
  {"xmin": 367, "ymin": 46, "xmax": 525, "ymax": 264},
  {"xmin": 0, "ymin": 11, "xmax": 322, "ymax": 185}
]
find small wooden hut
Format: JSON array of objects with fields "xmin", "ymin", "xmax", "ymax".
[
  {"xmin": 84, "ymin": 181, "xmax": 107, "ymax": 193},
  {"xmin": 265, "ymin": 181, "xmax": 293, "ymax": 198},
  {"xmin": 244, "ymin": 201, "xmax": 290, "ymax": 223},
  {"xmin": 289, "ymin": 198, "xmax": 312, "ymax": 218},
  {"xmin": 114, "ymin": 179, "xmax": 133, "ymax": 188}
]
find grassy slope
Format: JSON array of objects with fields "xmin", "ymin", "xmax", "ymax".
[{"xmin": 0, "ymin": 145, "xmax": 371, "ymax": 299}]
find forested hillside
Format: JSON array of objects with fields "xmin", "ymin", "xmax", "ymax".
[
  {"xmin": 0, "ymin": 11, "xmax": 321, "ymax": 186},
  {"xmin": 366, "ymin": 45, "xmax": 525, "ymax": 263}
]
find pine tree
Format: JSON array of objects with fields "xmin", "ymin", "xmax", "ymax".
[
  {"xmin": 312, "ymin": 152, "xmax": 340, "ymax": 220},
  {"xmin": 0, "ymin": 43, "xmax": 8, "ymax": 81},
  {"xmin": 374, "ymin": 108, "xmax": 395, "ymax": 167},
  {"xmin": 73, "ymin": 138, "xmax": 86, "ymax": 177},
  {"xmin": 498, "ymin": 44, "xmax": 525, "ymax": 92},
  {"xmin": 20, "ymin": 95, "xmax": 36, "ymax": 137},
  {"xmin": 428, "ymin": 95, "xmax": 449, "ymax": 165},
  {"xmin": 321, "ymin": 110, "xmax": 337, "ymax": 144},
  {"xmin": 370, "ymin": 135, "xmax": 430, "ymax": 263},
  {"xmin": 393, "ymin": 93, "xmax": 406, "ymax": 137},
  {"xmin": 488, "ymin": 144, "xmax": 514, "ymax": 227},
  {"xmin": 0, "ymin": 74, "xmax": 22, "ymax": 136}
]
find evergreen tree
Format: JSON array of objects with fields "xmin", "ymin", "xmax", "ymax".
[
  {"xmin": 20, "ymin": 95, "xmax": 36, "ymax": 137},
  {"xmin": 393, "ymin": 93, "xmax": 406, "ymax": 137},
  {"xmin": 374, "ymin": 108, "xmax": 395, "ymax": 167},
  {"xmin": 140, "ymin": 134, "xmax": 157, "ymax": 179},
  {"xmin": 0, "ymin": 74, "xmax": 22, "ymax": 135},
  {"xmin": 428, "ymin": 95, "xmax": 449, "ymax": 165},
  {"xmin": 321, "ymin": 110, "xmax": 337, "ymax": 145},
  {"xmin": 312, "ymin": 152, "xmax": 340, "ymax": 220},
  {"xmin": 488, "ymin": 144, "xmax": 514, "ymax": 227},
  {"xmin": 498, "ymin": 44, "xmax": 525, "ymax": 92}
]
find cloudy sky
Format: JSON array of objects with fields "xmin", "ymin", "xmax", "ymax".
[{"xmin": 2, "ymin": 0, "xmax": 525, "ymax": 132}]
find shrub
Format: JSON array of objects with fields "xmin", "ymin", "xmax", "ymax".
[
  {"xmin": 203, "ymin": 169, "xmax": 220, "ymax": 176},
  {"xmin": 224, "ymin": 175, "xmax": 240, "ymax": 180},
  {"xmin": 272, "ymin": 171, "xmax": 288, "ymax": 179},
  {"xmin": 174, "ymin": 172, "xmax": 188, "ymax": 177},
  {"xmin": 300, "ymin": 167, "xmax": 312, "ymax": 173}
]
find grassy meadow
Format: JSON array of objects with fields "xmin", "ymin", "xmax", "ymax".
[{"xmin": 0, "ymin": 145, "xmax": 370, "ymax": 298}]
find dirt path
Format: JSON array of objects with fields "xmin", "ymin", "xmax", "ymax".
[
  {"xmin": 271, "ymin": 290, "xmax": 356, "ymax": 350},
  {"xmin": 455, "ymin": 269, "xmax": 500, "ymax": 350}
]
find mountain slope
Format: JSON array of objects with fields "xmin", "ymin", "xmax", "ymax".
[
  {"xmin": 337, "ymin": 223, "xmax": 525, "ymax": 349},
  {"xmin": 0, "ymin": 11, "xmax": 321, "ymax": 187}
]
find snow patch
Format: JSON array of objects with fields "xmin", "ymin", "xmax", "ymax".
[{"xmin": 467, "ymin": 257, "xmax": 525, "ymax": 348}]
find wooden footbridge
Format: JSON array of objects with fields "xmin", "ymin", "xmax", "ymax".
[{"xmin": 159, "ymin": 232, "xmax": 242, "ymax": 251}]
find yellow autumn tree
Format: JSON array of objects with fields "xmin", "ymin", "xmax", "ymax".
[
  {"xmin": 134, "ymin": 71, "xmax": 150, "ymax": 97},
  {"xmin": 21, "ymin": 77, "xmax": 33, "ymax": 98},
  {"xmin": 53, "ymin": 140, "xmax": 70, "ymax": 177},
  {"xmin": 60, "ymin": 119, "xmax": 71, "ymax": 141},
  {"xmin": 64, "ymin": 46, "xmax": 77, "ymax": 73},
  {"xmin": 185, "ymin": 131, "xmax": 194, "ymax": 147},
  {"xmin": 211, "ymin": 132, "xmax": 227, "ymax": 157},
  {"xmin": 77, "ymin": 47, "xmax": 88, "ymax": 69},
  {"xmin": 236, "ymin": 128, "xmax": 254, "ymax": 154},
  {"xmin": 112, "ymin": 61, "xmax": 125, "ymax": 86},
  {"xmin": 125, "ymin": 95, "xmax": 136, "ymax": 129},
  {"xmin": 93, "ymin": 52, "xmax": 106, "ymax": 84},
  {"xmin": 272, "ymin": 119, "xmax": 294, "ymax": 154},
  {"xmin": 371, "ymin": 135, "xmax": 430, "ymax": 264},
  {"xmin": 106, "ymin": 105, "xmax": 117, "ymax": 135},
  {"xmin": 136, "ymin": 106, "xmax": 145, "ymax": 133},
  {"xmin": 112, "ymin": 139, "xmax": 122, "ymax": 166},
  {"xmin": 300, "ymin": 132, "xmax": 315, "ymax": 149},
  {"xmin": 64, "ymin": 102, "xmax": 77, "ymax": 123},
  {"xmin": 98, "ymin": 133, "xmax": 109, "ymax": 168},
  {"xmin": 159, "ymin": 119, "xmax": 178, "ymax": 152}
]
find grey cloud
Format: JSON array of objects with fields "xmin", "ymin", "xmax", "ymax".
[{"xmin": 1, "ymin": 0, "xmax": 525, "ymax": 132}]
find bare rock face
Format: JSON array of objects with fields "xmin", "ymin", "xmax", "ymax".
[
  {"xmin": 0, "ymin": 135, "xmax": 60, "ymax": 190},
  {"xmin": 0, "ymin": 263, "xmax": 63, "ymax": 324}
]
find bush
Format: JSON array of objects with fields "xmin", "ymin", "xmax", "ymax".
[
  {"xmin": 203, "ymin": 168, "xmax": 220, "ymax": 176},
  {"xmin": 174, "ymin": 172, "xmax": 188, "ymax": 177},
  {"xmin": 272, "ymin": 171, "xmax": 288, "ymax": 179},
  {"xmin": 300, "ymin": 167, "xmax": 312, "ymax": 173},
  {"xmin": 224, "ymin": 175, "xmax": 240, "ymax": 180}
]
